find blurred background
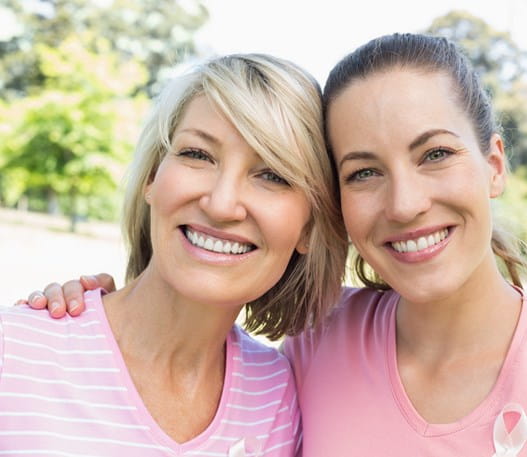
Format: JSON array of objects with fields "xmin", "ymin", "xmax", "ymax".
[{"xmin": 0, "ymin": 0, "xmax": 526, "ymax": 305}]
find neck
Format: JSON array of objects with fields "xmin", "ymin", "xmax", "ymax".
[
  {"xmin": 103, "ymin": 266, "xmax": 243, "ymax": 374},
  {"xmin": 396, "ymin": 262, "xmax": 522, "ymax": 361}
]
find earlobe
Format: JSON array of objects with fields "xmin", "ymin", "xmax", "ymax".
[
  {"xmin": 487, "ymin": 134, "xmax": 507, "ymax": 199},
  {"xmin": 295, "ymin": 231, "xmax": 310, "ymax": 255},
  {"xmin": 144, "ymin": 184, "xmax": 152, "ymax": 205}
]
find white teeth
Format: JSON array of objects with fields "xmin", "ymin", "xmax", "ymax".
[
  {"xmin": 213, "ymin": 240, "xmax": 223, "ymax": 253},
  {"xmin": 391, "ymin": 229, "xmax": 448, "ymax": 253},
  {"xmin": 184, "ymin": 228, "xmax": 254, "ymax": 255},
  {"xmin": 407, "ymin": 240, "xmax": 417, "ymax": 252}
]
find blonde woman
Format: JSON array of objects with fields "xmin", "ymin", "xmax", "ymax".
[{"xmin": 3, "ymin": 54, "xmax": 347, "ymax": 456}]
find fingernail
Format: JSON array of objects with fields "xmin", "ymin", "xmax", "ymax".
[
  {"xmin": 81, "ymin": 275, "xmax": 97, "ymax": 285},
  {"xmin": 50, "ymin": 302, "xmax": 61, "ymax": 314},
  {"xmin": 30, "ymin": 292, "xmax": 44, "ymax": 304},
  {"xmin": 69, "ymin": 300, "xmax": 80, "ymax": 313}
]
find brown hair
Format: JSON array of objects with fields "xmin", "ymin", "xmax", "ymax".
[
  {"xmin": 122, "ymin": 54, "xmax": 348, "ymax": 339},
  {"xmin": 324, "ymin": 33, "xmax": 526, "ymax": 288}
]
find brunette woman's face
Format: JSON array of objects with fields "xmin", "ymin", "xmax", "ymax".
[
  {"xmin": 144, "ymin": 95, "xmax": 311, "ymax": 309},
  {"xmin": 327, "ymin": 69, "xmax": 506, "ymax": 303}
]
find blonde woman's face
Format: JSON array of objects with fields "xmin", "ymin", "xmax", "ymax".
[
  {"xmin": 144, "ymin": 96, "xmax": 311, "ymax": 309},
  {"xmin": 328, "ymin": 69, "xmax": 506, "ymax": 304}
]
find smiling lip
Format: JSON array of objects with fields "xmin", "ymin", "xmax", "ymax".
[
  {"xmin": 384, "ymin": 226, "xmax": 454, "ymax": 263},
  {"xmin": 180, "ymin": 225, "xmax": 257, "ymax": 256}
]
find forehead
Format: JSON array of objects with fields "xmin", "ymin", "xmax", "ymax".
[
  {"xmin": 176, "ymin": 96, "xmax": 236, "ymax": 135},
  {"xmin": 327, "ymin": 69, "xmax": 473, "ymax": 149}
]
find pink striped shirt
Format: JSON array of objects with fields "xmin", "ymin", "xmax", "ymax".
[{"xmin": 0, "ymin": 289, "xmax": 300, "ymax": 456}]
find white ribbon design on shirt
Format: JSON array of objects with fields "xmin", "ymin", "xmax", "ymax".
[
  {"xmin": 492, "ymin": 403, "xmax": 527, "ymax": 457},
  {"xmin": 228, "ymin": 438, "xmax": 262, "ymax": 457}
]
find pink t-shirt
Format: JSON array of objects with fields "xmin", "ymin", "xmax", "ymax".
[
  {"xmin": 285, "ymin": 287, "xmax": 527, "ymax": 457},
  {"xmin": 0, "ymin": 289, "xmax": 300, "ymax": 456}
]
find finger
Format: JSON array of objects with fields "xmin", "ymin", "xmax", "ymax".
[
  {"xmin": 28, "ymin": 291, "xmax": 47, "ymax": 310},
  {"xmin": 43, "ymin": 283, "xmax": 67, "ymax": 318},
  {"xmin": 62, "ymin": 279, "xmax": 87, "ymax": 316},
  {"xmin": 80, "ymin": 273, "xmax": 116, "ymax": 294},
  {"xmin": 97, "ymin": 273, "xmax": 116, "ymax": 293}
]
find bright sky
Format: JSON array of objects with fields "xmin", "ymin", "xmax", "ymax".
[{"xmin": 196, "ymin": 0, "xmax": 527, "ymax": 84}]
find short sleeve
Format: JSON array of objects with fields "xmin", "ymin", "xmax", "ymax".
[
  {"xmin": 258, "ymin": 365, "xmax": 302, "ymax": 457},
  {"xmin": 0, "ymin": 311, "xmax": 5, "ymax": 380}
]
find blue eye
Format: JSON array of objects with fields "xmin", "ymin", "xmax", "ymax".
[
  {"xmin": 345, "ymin": 168, "xmax": 379, "ymax": 183},
  {"xmin": 178, "ymin": 148, "xmax": 212, "ymax": 161},
  {"xmin": 425, "ymin": 147, "xmax": 452, "ymax": 162},
  {"xmin": 260, "ymin": 170, "xmax": 289, "ymax": 185}
]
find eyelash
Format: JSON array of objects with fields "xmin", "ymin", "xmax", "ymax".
[
  {"xmin": 176, "ymin": 149, "xmax": 289, "ymax": 186},
  {"xmin": 344, "ymin": 168, "xmax": 379, "ymax": 184},
  {"xmin": 259, "ymin": 169, "xmax": 290, "ymax": 186},
  {"xmin": 177, "ymin": 148, "xmax": 212, "ymax": 162},
  {"xmin": 343, "ymin": 147, "xmax": 456, "ymax": 184},
  {"xmin": 423, "ymin": 147, "xmax": 454, "ymax": 163}
]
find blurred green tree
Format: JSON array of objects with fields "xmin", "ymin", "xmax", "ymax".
[
  {"xmin": 426, "ymin": 10, "xmax": 527, "ymax": 167},
  {"xmin": 0, "ymin": 0, "xmax": 208, "ymax": 98},
  {"xmin": 0, "ymin": 35, "xmax": 149, "ymax": 231}
]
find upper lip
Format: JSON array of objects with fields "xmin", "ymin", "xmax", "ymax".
[
  {"xmin": 182, "ymin": 224, "xmax": 257, "ymax": 246},
  {"xmin": 382, "ymin": 224, "xmax": 452, "ymax": 244}
]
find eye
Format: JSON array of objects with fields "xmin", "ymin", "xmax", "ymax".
[
  {"xmin": 344, "ymin": 168, "xmax": 379, "ymax": 183},
  {"xmin": 424, "ymin": 147, "xmax": 453, "ymax": 162},
  {"xmin": 177, "ymin": 148, "xmax": 213, "ymax": 162},
  {"xmin": 259, "ymin": 169, "xmax": 290, "ymax": 186}
]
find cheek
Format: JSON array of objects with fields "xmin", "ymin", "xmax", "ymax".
[
  {"xmin": 151, "ymin": 166, "xmax": 192, "ymax": 213},
  {"xmin": 340, "ymin": 192, "xmax": 370, "ymax": 240},
  {"xmin": 261, "ymin": 197, "xmax": 311, "ymax": 252}
]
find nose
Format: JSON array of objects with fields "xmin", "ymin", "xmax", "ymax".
[
  {"xmin": 384, "ymin": 174, "xmax": 431, "ymax": 223},
  {"xmin": 199, "ymin": 171, "xmax": 248, "ymax": 222}
]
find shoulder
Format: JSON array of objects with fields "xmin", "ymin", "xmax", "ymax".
[
  {"xmin": 324, "ymin": 286, "xmax": 397, "ymax": 329},
  {"xmin": 0, "ymin": 289, "xmax": 101, "ymax": 331},
  {"xmin": 284, "ymin": 287, "xmax": 398, "ymax": 381},
  {"xmin": 0, "ymin": 291, "xmax": 106, "ymax": 356},
  {"xmin": 230, "ymin": 325, "xmax": 295, "ymax": 400},
  {"xmin": 0, "ymin": 303, "xmax": 55, "ymax": 329},
  {"xmin": 228, "ymin": 326, "xmax": 300, "ymax": 453},
  {"xmin": 231, "ymin": 325, "xmax": 291, "ymax": 371},
  {"xmin": 287, "ymin": 286, "xmax": 392, "ymax": 345}
]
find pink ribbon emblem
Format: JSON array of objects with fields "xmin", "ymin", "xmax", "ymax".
[
  {"xmin": 492, "ymin": 403, "xmax": 527, "ymax": 457},
  {"xmin": 228, "ymin": 437, "xmax": 262, "ymax": 457}
]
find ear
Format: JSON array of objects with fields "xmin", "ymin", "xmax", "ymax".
[
  {"xmin": 144, "ymin": 183, "xmax": 152, "ymax": 205},
  {"xmin": 295, "ymin": 229, "xmax": 310, "ymax": 255},
  {"xmin": 486, "ymin": 133, "xmax": 507, "ymax": 199}
]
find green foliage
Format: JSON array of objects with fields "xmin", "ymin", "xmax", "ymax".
[
  {"xmin": 0, "ymin": 0, "xmax": 207, "ymax": 229},
  {"xmin": 0, "ymin": 0, "xmax": 208, "ymax": 98},
  {"xmin": 0, "ymin": 35, "xmax": 149, "ymax": 229},
  {"xmin": 426, "ymin": 10, "xmax": 527, "ymax": 168},
  {"xmin": 497, "ymin": 166, "xmax": 527, "ymax": 243}
]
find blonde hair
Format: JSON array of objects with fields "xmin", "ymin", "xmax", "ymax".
[{"xmin": 122, "ymin": 54, "xmax": 348, "ymax": 339}]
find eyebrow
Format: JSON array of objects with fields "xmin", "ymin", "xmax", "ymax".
[
  {"xmin": 338, "ymin": 128, "xmax": 460, "ymax": 170},
  {"xmin": 338, "ymin": 151, "xmax": 377, "ymax": 170},
  {"xmin": 177, "ymin": 128, "xmax": 221, "ymax": 146},
  {"xmin": 408, "ymin": 128, "xmax": 459, "ymax": 150}
]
